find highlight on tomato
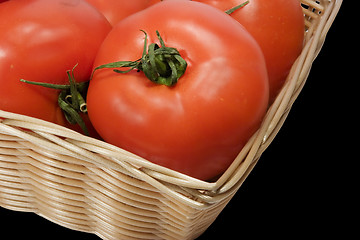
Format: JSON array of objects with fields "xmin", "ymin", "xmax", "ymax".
[
  {"xmin": 84, "ymin": 0, "xmax": 151, "ymax": 26},
  {"xmin": 0, "ymin": 0, "xmax": 111, "ymax": 137},
  {"xmin": 87, "ymin": 0, "xmax": 269, "ymax": 180}
]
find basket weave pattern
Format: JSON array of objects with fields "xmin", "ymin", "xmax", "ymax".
[{"xmin": 0, "ymin": 1, "xmax": 342, "ymax": 239}]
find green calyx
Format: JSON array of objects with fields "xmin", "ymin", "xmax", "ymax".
[
  {"xmin": 20, "ymin": 64, "xmax": 90, "ymax": 136},
  {"xmin": 225, "ymin": 1, "xmax": 250, "ymax": 15},
  {"xmin": 92, "ymin": 30, "xmax": 187, "ymax": 87}
]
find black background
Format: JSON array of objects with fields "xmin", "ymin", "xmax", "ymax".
[{"xmin": 0, "ymin": 2, "xmax": 354, "ymax": 239}]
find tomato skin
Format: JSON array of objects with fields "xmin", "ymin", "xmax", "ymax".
[
  {"xmin": 84, "ymin": 0, "xmax": 150, "ymax": 26},
  {"xmin": 88, "ymin": 0, "xmax": 269, "ymax": 180},
  {"xmin": 195, "ymin": 0, "xmax": 305, "ymax": 101},
  {"xmin": 147, "ymin": 0, "xmax": 162, "ymax": 6},
  {"xmin": 0, "ymin": 0, "xmax": 111, "ymax": 136},
  {"xmin": 149, "ymin": 0, "xmax": 304, "ymax": 101}
]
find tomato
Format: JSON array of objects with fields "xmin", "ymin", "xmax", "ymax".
[
  {"xmin": 84, "ymin": 0, "xmax": 150, "ymax": 26},
  {"xmin": 147, "ymin": 0, "xmax": 162, "ymax": 6},
  {"xmin": 195, "ymin": 0, "xmax": 305, "ymax": 101},
  {"xmin": 149, "ymin": 0, "xmax": 304, "ymax": 101},
  {"xmin": 0, "ymin": 0, "xmax": 111, "ymax": 136},
  {"xmin": 87, "ymin": 0, "xmax": 269, "ymax": 180}
]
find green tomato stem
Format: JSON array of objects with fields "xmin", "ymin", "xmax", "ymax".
[
  {"xmin": 225, "ymin": 1, "xmax": 250, "ymax": 15},
  {"xmin": 92, "ymin": 30, "xmax": 187, "ymax": 87},
  {"xmin": 20, "ymin": 64, "xmax": 90, "ymax": 135}
]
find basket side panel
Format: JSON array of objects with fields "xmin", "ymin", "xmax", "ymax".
[{"xmin": 0, "ymin": 126, "xmax": 226, "ymax": 240}]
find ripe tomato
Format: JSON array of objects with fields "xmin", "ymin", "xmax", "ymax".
[
  {"xmin": 195, "ymin": 0, "xmax": 305, "ymax": 101},
  {"xmin": 87, "ymin": 0, "xmax": 269, "ymax": 180},
  {"xmin": 0, "ymin": 0, "xmax": 111, "ymax": 136},
  {"xmin": 84, "ymin": 0, "xmax": 150, "ymax": 26},
  {"xmin": 147, "ymin": 0, "xmax": 189, "ymax": 7},
  {"xmin": 147, "ymin": 0, "xmax": 162, "ymax": 6}
]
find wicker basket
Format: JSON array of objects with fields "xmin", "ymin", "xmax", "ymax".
[{"xmin": 0, "ymin": 1, "xmax": 342, "ymax": 239}]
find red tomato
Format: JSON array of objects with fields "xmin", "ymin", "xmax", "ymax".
[
  {"xmin": 0, "ymin": 0, "xmax": 111, "ymax": 136},
  {"xmin": 84, "ymin": 0, "xmax": 150, "ymax": 26},
  {"xmin": 195, "ymin": 0, "xmax": 305, "ymax": 101},
  {"xmin": 147, "ymin": 0, "xmax": 162, "ymax": 6},
  {"xmin": 147, "ymin": 0, "xmax": 190, "ymax": 6},
  {"xmin": 87, "ymin": 0, "xmax": 269, "ymax": 180}
]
